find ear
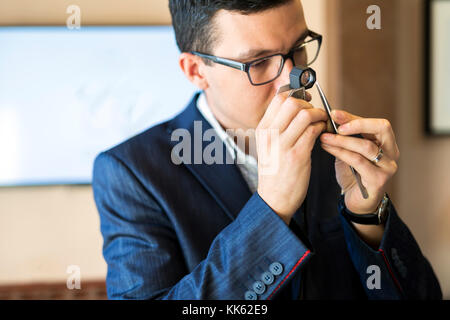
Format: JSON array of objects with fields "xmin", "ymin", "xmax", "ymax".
[{"xmin": 179, "ymin": 52, "xmax": 209, "ymax": 90}]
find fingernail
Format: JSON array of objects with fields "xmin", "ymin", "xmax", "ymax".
[{"xmin": 321, "ymin": 133, "xmax": 332, "ymax": 141}]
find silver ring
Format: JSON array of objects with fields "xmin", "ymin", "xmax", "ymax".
[{"xmin": 371, "ymin": 148, "xmax": 384, "ymax": 164}]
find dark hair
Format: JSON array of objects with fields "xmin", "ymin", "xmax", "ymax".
[{"xmin": 169, "ymin": 0, "xmax": 293, "ymax": 56}]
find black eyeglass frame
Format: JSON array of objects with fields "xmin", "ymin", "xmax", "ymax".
[{"xmin": 191, "ymin": 30, "xmax": 323, "ymax": 86}]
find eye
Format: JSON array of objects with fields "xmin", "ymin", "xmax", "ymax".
[{"xmin": 251, "ymin": 58, "xmax": 271, "ymax": 69}]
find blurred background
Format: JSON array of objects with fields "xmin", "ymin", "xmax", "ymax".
[{"xmin": 0, "ymin": 0, "xmax": 449, "ymax": 299}]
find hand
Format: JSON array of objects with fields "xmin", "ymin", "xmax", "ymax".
[
  {"xmin": 256, "ymin": 93, "xmax": 328, "ymax": 224},
  {"xmin": 320, "ymin": 110, "xmax": 400, "ymax": 214}
]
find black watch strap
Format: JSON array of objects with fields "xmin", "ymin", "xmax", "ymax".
[{"xmin": 339, "ymin": 193, "xmax": 390, "ymax": 225}]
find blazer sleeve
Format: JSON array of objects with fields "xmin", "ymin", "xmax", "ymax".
[
  {"xmin": 338, "ymin": 198, "xmax": 442, "ymax": 300},
  {"xmin": 92, "ymin": 151, "xmax": 313, "ymax": 300}
]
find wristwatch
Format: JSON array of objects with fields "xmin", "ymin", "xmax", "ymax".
[{"xmin": 340, "ymin": 193, "xmax": 390, "ymax": 225}]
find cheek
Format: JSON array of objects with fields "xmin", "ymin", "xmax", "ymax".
[
  {"xmin": 228, "ymin": 85, "xmax": 276, "ymax": 128},
  {"xmin": 207, "ymin": 68, "xmax": 277, "ymax": 127},
  {"xmin": 208, "ymin": 65, "xmax": 246, "ymax": 88},
  {"xmin": 244, "ymin": 88, "xmax": 274, "ymax": 120},
  {"xmin": 243, "ymin": 91, "xmax": 271, "ymax": 114}
]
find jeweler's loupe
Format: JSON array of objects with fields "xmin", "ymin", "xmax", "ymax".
[
  {"xmin": 276, "ymin": 66, "xmax": 316, "ymax": 99},
  {"xmin": 290, "ymin": 66, "xmax": 316, "ymax": 90}
]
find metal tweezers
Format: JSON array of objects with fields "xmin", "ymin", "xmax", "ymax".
[{"xmin": 316, "ymin": 82, "xmax": 369, "ymax": 199}]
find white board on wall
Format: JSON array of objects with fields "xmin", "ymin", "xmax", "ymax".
[{"xmin": 0, "ymin": 26, "xmax": 196, "ymax": 186}]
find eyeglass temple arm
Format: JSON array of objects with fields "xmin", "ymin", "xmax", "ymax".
[
  {"xmin": 310, "ymin": 30, "xmax": 323, "ymax": 46},
  {"xmin": 191, "ymin": 51, "xmax": 245, "ymax": 71}
]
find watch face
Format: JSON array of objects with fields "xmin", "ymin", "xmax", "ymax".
[
  {"xmin": 378, "ymin": 212, "xmax": 384, "ymax": 225},
  {"xmin": 378, "ymin": 195, "xmax": 389, "ymax": 224}
]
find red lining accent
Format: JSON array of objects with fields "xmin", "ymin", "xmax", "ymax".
[
  {"xmin": 266, "ymin": 250, "xmax": 311, "ymax": 300},
  {"xmin": 378, "ymin": 248, "xmax": 404, "ymax": 294}
]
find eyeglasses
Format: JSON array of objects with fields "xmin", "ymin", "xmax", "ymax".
[{"xmin": 191, "ymin": 30, "xmax": 322, "ymax": 86}]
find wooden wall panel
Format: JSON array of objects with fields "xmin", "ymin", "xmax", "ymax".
[
  {"xmin": 327, "ymin": 0, "xmax": 398, "ymax": 197},
  {"xmin": 327, "ymin": 0, "xmax": 450, "ymax": 297}
]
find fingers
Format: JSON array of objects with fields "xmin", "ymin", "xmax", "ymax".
[
  {"xmin": 320, "ymin": 133, "xmax": 392, "ymax": 170},
  {"xmin": 337, "ymin": 118, "xmax": 400, "ymax": 161},
  {"xmin": 338, "ymin": 118, "xmax": 391, "ymax": 136},
  {"xmin": 259, "ymin": 90, "xmax": 315, "ymax": 130},
  {"xmin": 259, "ymin": 93, "xmax": 328, "ymax": 151},
  {"xmin": 284, "ymin": 108, "xmax": 328, "ymax": 147},
  {"xmin": 321, "ymin": 144, "xmax": 396, "ymax": 187},
  {"xmin": 294, "ymin": 121, "xmax": 327, "ymax": 152},
  {"xmin": 331, "ymin": 109, "xmax": 361, "ymax": 125},
  {"xmin": 329, "ymin": 110, "xmax": 399, "ymax": 162},
  {"xmin": 258, "ymin": 92, "xmax": 289, "ymax": 129},
  {"xmin": 270, "ymin": 97, "xmax": 313, "ymax": 132}
]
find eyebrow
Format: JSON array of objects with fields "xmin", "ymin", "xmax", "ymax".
[{"xmin": 236, "ymin": 29, "xmax": 310, "ymax": 62}]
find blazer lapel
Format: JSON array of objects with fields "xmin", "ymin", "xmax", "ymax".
[{"xmin": 167, "ymin": 93, "xmax": 252, "ymax": 221}]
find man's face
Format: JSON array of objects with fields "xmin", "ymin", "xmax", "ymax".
[{"xmin": 202, "ymin": 0, "xmax": 308, "ymax": 131}]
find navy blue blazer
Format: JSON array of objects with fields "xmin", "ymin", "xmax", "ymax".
[{"xmin": 92, "ymin": 92, "xmax": 442, "ymax": 300}]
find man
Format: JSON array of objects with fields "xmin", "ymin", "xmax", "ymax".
[{"xmin": 92, "ymin": 0, "xmax": 441, "ymax": 299}]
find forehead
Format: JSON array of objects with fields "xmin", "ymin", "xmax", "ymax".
[{"xmin": 211, "ymin": 1, "xmax": 307, "ymax": 57}]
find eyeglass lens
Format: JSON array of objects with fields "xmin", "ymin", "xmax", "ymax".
[{"xmin": 248, "ymin": 39, "xmax": 319, "ymax": 85}]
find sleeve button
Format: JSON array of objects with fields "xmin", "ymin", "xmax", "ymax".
[
  {"xmin": 269, "ymin": 262, "xmax": 283, "ymax": 276},
  {"xmin": 252, "ymin": 281, "xmax": 266, "ymax": 295},
  {"xmin": 262, "ymin": 271, "xmax": 274, "ymax": 285},
  {"xmin": 244, "ymin": 290, "xmax": 258, "ymax": 300}
]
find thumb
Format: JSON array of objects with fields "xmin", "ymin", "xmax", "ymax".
[{"xmin": 331, "ymin": 109, "xmax": 360, "ymax": 125}]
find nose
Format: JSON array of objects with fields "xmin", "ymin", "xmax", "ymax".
[{"xmin": 273, "ymin": 57, "xmax": 294, "ymax": 90}]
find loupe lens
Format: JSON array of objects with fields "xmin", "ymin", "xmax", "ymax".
[
  {"xmin": 301, "ymin": 70, "xmax": 314, "ymax": 87},
  {"xmin": 289, "ymin": 67, "xmax": 316, "ymax": 90}
]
